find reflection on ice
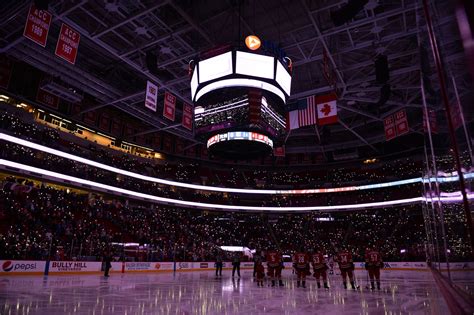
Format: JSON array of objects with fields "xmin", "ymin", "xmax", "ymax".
[{"xmin": 0, "ymin": 270, "xmax": 449, "ymax": 315}]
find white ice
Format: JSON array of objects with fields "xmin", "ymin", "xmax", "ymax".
[{"xmin": 0, "ymin": 269, "xmax": 449, "ymax": 315}]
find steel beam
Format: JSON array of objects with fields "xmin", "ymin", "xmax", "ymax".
[
  {"xmin": 91, "ymin": 1, "xmax": 170, "ymax": 39},
  {"xmin": 339, "ymin": 119, "xmax": 380, "ymax": 153}
]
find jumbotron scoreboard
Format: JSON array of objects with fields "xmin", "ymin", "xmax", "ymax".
[{"xmin": 190, "ymin": 46, "xmax": 292, "ymax": 159}]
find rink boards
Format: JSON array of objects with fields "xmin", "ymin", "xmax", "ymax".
[{"xmin": 1, "ymin": 260, "xmax": 473, "ymax": 275}]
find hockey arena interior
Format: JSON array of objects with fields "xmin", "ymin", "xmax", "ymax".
[{"xmin": 0, "ymin": 0, "xmax": 473, "ymax": 314}]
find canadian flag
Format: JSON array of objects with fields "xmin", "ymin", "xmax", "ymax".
[{"xmin": 316, "ymin": 94, "xmax": 338, "ymax": 125}]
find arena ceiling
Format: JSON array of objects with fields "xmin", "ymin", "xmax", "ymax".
[{"xmin": 0, "ymin": 0, "xmax": 472, "ymax": 160}]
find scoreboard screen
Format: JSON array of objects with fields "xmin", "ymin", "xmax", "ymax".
[{"xmin": 207, "ymin": 131, "xmax": 273, "ymax": 149}]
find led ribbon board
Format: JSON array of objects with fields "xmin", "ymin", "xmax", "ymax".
[
  {"xmin": 2, "ymin": 159, "xmax": 471, "ymax": 212},
  {"xmin": 207, "ymin": 131, "xmax": 273, "ymax": 149},
  {"xmin": 0, "ymin": 159, "xmax": 426, "ymax": 212},
  {"xmin": 1, "ymin": 133, "xmax": 472, "ymax": 195}
]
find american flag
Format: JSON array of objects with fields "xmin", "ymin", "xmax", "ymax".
[{"xmin": 298, "ymin": 95, "xmax": 317, "ymax": 127}]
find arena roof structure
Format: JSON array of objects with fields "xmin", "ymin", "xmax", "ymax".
[{"xmin": 0, "ymin": 0, "xmax": 472, "ymax": 161}]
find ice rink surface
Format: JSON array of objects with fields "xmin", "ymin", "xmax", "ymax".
[{"xmin": 0, "ymin": 269, "xmax": 450, "ymax": 315}]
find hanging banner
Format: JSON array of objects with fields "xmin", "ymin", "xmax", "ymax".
[
  {"xmin": 182, "ymin": 102, "xmax": 193, "ymax": 130},
  {"xmin": 316, "ymin": 93, "xmax": 338, "ymax": 125},
  {"xmin": 423, "ymin": 109, "xmax": 438, "ymax": 134},
  {"xmin": 144, "ymin": 81, "xmax": 158, "ymax": 111},
  {"xmin": 163, "ymin": 92, "xmax": 176, "ymax": 121},
  {"xmin": 36, "ymin": 88, "xmax": 59, "ymax": 109},
  {"xmin": 23, "ymin": 4, "xmax": 52, "ymax": 47},
  {"xmin": 55, "ymin": 23, "xmax": 80, "ymax": 65},
  {"xmin": 383, "ymin": 115, "xmax": 396, "ymax": 141},
  {"xmin": 394, "ymin": 109, "xmax": 409, "ymax": 136}
]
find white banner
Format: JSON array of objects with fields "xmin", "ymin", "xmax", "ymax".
[
  {"xmin": 49, "ymin": 261, "xmax": 107, "ymax": 274},
  {"xmin": 0, "ymin": 260, "xmax": 45, "ymax": 274},
  {"xmin": 8, "ymin": 260, "xmax": 470, "ymax": 276},
  {"xmin": 125, "ymin": 261, "xmax": 174, "ymax": 272},
  {"xmin": 145, "ymin": 81, "xmax": 158, "ymax": 111}
]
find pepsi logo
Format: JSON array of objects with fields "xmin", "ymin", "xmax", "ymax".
[{"xmin": 2, "ymin": 261, "xmax": 13, "ymax": 272}]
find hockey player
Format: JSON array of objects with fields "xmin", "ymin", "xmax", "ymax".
[
  {"xmin": 365, "ymin": 247, "xmax": 384, "ymax": 290},
  {"xmin": 253, "ymin": 249, "xmax": 263, "ymax": 278},
  {"xmin": 328, "ymin": 255, "xmax": 335, "ymax": 275},
  {"xmin": 266, "ymin": 247, "xmax": 284, "ymax": 287},
  {"xmin": 336, "ymin": 247, "xmax": 356, "ymax": 290},
  {"xmin": 293, "ymin": 247, "xmax": 310, "ymax": 288},
  {"xmin": 255, "ymin": 260, "xmax": 265, "ymax": 287},
  {"xmin": 311, "ymin": 248, "xmax": 329, "ymax": 289}
]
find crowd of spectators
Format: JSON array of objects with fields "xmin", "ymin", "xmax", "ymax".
[
  {"xmin": 194, "ymin": 96, "xmax": 249, "ymax": 131},
  {"xmin": 1, "ymin": 176, "xmax": 436, "ymax": 263},
  {"xmin": 0, "ymin": 109, "xmax": 472, "ymax": 264},
  {"xmin": 0, "ymin": 110, "xmax": 424, "ymax": 191},
  {"xmin": 0, "ymin": 111, "xmax": 423, "ymax": 208}
]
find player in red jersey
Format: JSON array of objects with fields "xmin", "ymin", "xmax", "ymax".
[
  {"xmin": 293, "ymin": 247, "xmax": 310, "ymax": 288},
  {"xmin": 311, "ymin": 248, "xmax": 329, "ymax": 289},
  {"xmin": 255, "ymin": 261, "xmax": 265, "ymax": 287},
  {"xmin": 266, "ymin": 247, "xmax": 284, "ymax": 287},
  {"xmin": 336, "ymin": 248, "xmax": 356, "ymax": 290},
  {"xmin": 365, "ymin": 247, "xmax": 384, "ymax": 290}
]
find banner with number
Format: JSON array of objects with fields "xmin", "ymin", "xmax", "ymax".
[
  {"xmin": 55, "ymin": 23, "xmax": 80, "ymax": 64},
  {"xmin": 163, "ymin": 92, "xmax": 176, "ymax": 121},
  {"xmin": 394, "ymin": 109, "xmax": 409, "ymax": 136},
  {"xmin": 144, "ymin": 81, "xmax": 158, "ymax": 111},
  {"xmin": 383, "ymin": 115, "xmax": 396, "ymax": 141},
  {"xmin": 423, "ymin": 109, "xmax": 438, "ymax": 134},
  {"xmin": 182, "ymin": 103, "xmax": 193, "ymax": 130},
  {"xmin": 384, "ymin": 109, "xmax": 409, "ymax": 141},
  {"xmin": 23, "ymin": 4, "xmax": 52, "ymax": 47}
]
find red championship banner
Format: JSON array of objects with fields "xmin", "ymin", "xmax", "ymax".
[
  {"xmin": 423, "ymin": 109, "xmax": 438, "ymax": 134},
  {"xmin": 163, "ymin": 92, "xmax": 176, "ymax": 121},
  {"xmin": 36, "ymin": 88, "xmax": 59, "ymax": 109},
  {"xmin": 394, "ymin": 109, "xmax": 409, "ymax": 136},
  {"xmin": 0, "ymin": 56, "xmax": 13, "ymax": 89},
  {"xmin": 383, "ymin": 115, "xmax": 396, "ymax": 141},
  {"xmin": 182, "ymin": 103, "xmax": 193, "ymax": 130},
  {"xmin": 23, "ymin": 4, "xmax": 52, "ymax": 47},
  {"xmin": 55, "ymin": 23, "xmax": 80, "ymax": 64}
]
